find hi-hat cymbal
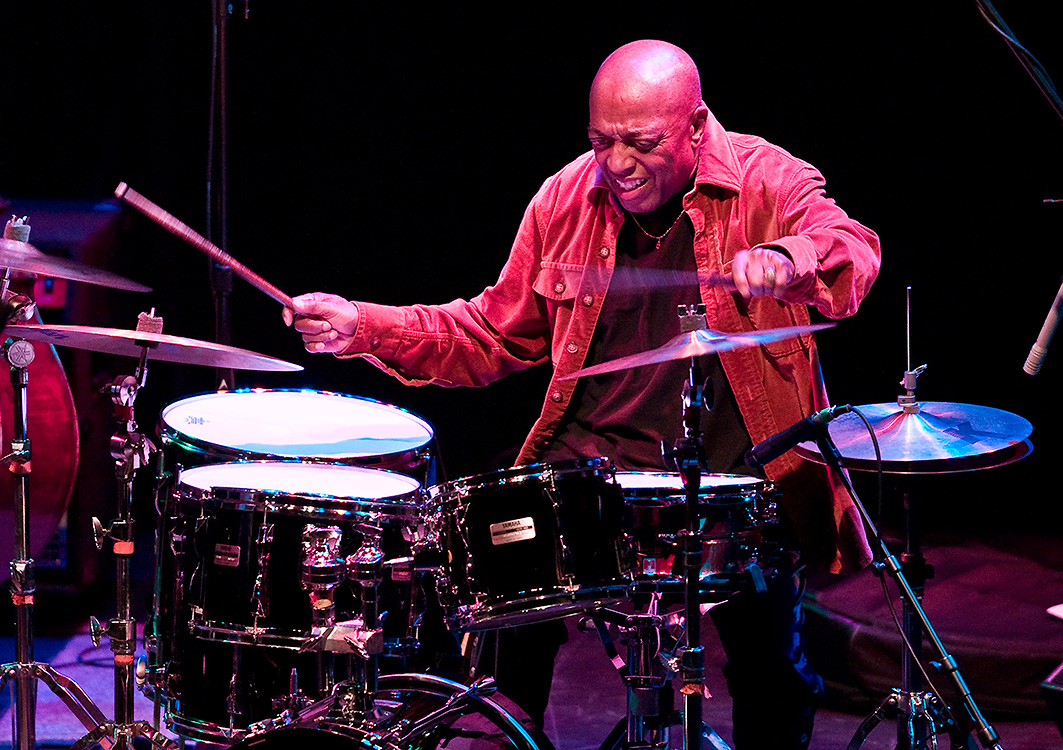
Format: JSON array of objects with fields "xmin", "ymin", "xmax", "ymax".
[
  {"xmin": 794, "ymin": 401, "xmax": 1033, "ymax": 474},
  {"xmin": 0, "ymin": 237, "xmax": 150, "ymax": 292},
  {"xmin": 559, "ymin": 322, "xmax": 835, "ymax": 380},
  {"xmin": 3, "ymin": 323, "xmax": 302, "ymax": 372}
]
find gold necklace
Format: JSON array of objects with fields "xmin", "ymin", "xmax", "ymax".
[{"xmin": 628, "ymin": 209, "xmax": 686, "ymax": 251}]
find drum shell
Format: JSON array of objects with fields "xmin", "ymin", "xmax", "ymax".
[
  {"xmin": 424, "ymin": 458, "xmax": 634, "ymax": 630},
  {"xmin": 616, "ymin": 471, "xmax": 777, "ymax": 582},
  {"xmin": 145, "ymin": 462, "xmax": 426, "ymax": 742}
]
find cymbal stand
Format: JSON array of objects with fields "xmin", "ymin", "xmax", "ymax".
[
  {"xmin": 808, "ymin": 422, "xmax": 1003, "ymax": 750},
  {"xmin": 0, "ymin": 333, "xmax": 112, "ymax": 750},
  {"xmin": 658, "ymin": 303, "xmax": 727, "ymax": 750},
  {"xmin": 71, "ymin": 312, "xmax": 177, "ymax": 750}
]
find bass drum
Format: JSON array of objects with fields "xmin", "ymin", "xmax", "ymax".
[
  {"xmin": 159, "ymin": 389, "xmax": 437, "ymax": 482},
  {"xmin": 225, "ymin": 673, "xmax": 546, "ymax": 750}
]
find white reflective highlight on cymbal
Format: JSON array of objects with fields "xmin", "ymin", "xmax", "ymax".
[
  {"xmin": 162, "ymin": 390, "xmax": 433, "ymax": 458},
  {"xmin": 179, "ymin": 461, "xmax": 421, "ymax": 499}
]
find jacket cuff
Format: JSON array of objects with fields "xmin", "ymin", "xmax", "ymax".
[{"xmin": 335, "ymin": 301, "xmax": 406, "ymax": 360}]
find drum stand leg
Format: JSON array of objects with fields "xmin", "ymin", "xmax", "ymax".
[
  {"xmin": 587, "ymin": 608, "xmax": 731, "ymax": 750},
  {"xmin": 0, "ymin": 338, "xmax": 112, "ymax": 750},
  {"xmin": 809, "ymin": 426, "xmax": 1002, "ymax": 750},
  {"xmin": 72, "ymin": 361, "xmax": 178, "ymax": 750}
]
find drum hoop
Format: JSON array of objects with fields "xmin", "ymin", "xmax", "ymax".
[
  {"xmin": 191, "ymin": 622, "xmax": 312, "ymax": 649},
  {"xmin": 428, "ymin": 456, "xmax": 614, "ymax": 503},
  {"xmin": 614, "ymin": 471, "xmax": 768, "ymax": 499},
  {"xmin": 450, "ymin": 583, "xmax": 631, "ymax": 630},
  {"xmin": 175, "ymin": 462, "xmax": 424, "ymax": 521},
  {"xmin": 159, "ymin": 388, "xmax": 436, "ymax": 463}
]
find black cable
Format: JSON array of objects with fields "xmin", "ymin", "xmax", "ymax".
[{"xmin": 975, "ymin": 0, "xmax": 1063, "ymax": 123}]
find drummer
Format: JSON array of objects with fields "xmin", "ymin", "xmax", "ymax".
[{"xmin": 285, "ymin": 40, "xmax": 880, "ymax": 750}]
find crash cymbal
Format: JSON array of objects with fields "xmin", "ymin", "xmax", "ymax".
[
  {"xmin": 3, "ymin": 323, "xmax": 302, "ymax": 372},
  {"xmin": 0, "ymin": 237, "xmax": 151, "ymax": 292},
  {"xmin": 794, "ymin": 401, "xmax": 1033, "ymax": 474},
  {"xmin": 559, "ymin": 322, "xmax": 834, "ymax": 380}
]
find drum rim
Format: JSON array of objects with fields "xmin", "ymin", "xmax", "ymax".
[
  {"xmin": 449, "ymin": 584, "xmax": 632, "ymax": 630},
  {"xmin": 427, "ymin": 456, "xmax": 615, "ymax": 500},
  {"xmin": 613, "ymin": 470, "xmax": 767, "ymax": 499},
  {"xmin": 159, "ymin": 388, "xmax": 436, "ymax": 462},
  {"xmin": 175, "ymin": 461, "xmax": 424, "ymax": 520}
]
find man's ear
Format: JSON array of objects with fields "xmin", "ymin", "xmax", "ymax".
[{"xmin": 690, "ymin": 104, "xmax": 710, "ymax": 146}]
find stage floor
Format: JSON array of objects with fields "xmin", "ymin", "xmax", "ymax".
[{"xmin": 1, "ymin": 531, "xmax": 1061, "ymax": 749}]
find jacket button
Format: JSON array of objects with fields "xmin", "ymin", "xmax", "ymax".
[
  {"xmin": 566, "ymin": 342, "xmax": 579, "ymax": 354},
  {"xmin": 598, "ymin": 247, "xmax": 610, "ymax": 258},
  {"xmin": 553, "ymin": 281, "xmax": 566, "ymax": 294},
  {"xmin": 550, "ymin": 390, "xmax": 563, "ymax": 403},
  {"xmin": 581, "ymin": 294, "xmax": 594, "ymax": 307}
]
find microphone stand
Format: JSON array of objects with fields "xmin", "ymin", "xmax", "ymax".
[
  {"xmin": 207, "ymin": 0, "xmax": 237, "ymax": 391},
  {"xmin": 809, "ymin": 422, "xmax": 1003, "ymax": 750}
]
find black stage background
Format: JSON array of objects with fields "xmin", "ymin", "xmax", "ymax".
[{"xmin": 3, "ymin": 2, "xmax": 1063, "ymax": 590}]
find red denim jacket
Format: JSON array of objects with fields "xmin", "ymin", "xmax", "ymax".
[{"xmin": 346, "ymin": 113, "xmax": 881, "ymax": 573}]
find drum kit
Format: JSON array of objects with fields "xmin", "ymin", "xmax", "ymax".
[{"xmin": 0, "ymin": 203, "xmax": 1036, "ymax": 750}]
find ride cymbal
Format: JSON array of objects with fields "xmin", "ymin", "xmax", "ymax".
[{"xmin": 3, "ymin": 323, "xmax": 302, "ymax": 372}]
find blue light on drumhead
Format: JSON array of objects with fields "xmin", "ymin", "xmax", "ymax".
[
  {"xmin": 161, "ymin": 390, "xmax": 434, "ymax": 458},
  {"xmin": 178, "ymin": 461, "xmax": 421, "ymax": 500}
]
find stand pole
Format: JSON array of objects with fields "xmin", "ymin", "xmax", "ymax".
[
  {"xmin": 812, "ymin": 426, "xmax": 1003, "ymax": 750},
  {"xmin": 0, "ymin": 338, "xmax": 111, "ymax": 749},
  {"xmin": 8, "ymin": 343, "xmax": 37, "ymax": 750}
]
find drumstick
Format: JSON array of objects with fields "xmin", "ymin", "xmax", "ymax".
[{"xmin": 115, "ymin": 182, "xmax": 295, "ymax": 309}]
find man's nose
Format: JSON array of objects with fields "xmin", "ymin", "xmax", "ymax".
[{"xmin": 607, "ymin": 144, "xmax": 637, "ymax": 174}]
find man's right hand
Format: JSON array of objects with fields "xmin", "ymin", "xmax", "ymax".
[{"xmin": 282, "ymin": 292, "xmax": 359, "ymax": 354}]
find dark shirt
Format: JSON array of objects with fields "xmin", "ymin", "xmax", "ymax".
[{"xmin": 545, "ymin": 189, "xmax": 754, "ymax": 473}]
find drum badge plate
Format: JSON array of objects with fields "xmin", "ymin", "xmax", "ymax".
[{"xmin": 490, "ymin": 517, "xmax": 535, "ymax": 545}]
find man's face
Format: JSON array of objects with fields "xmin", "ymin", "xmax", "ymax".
[{"xmin": 588, "ymin": 92, "xmax": 703, "ymax": 214}]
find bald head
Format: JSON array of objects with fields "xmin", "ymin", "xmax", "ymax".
[
  {"xmin": 591, "ymin": 40, "xmax": 703, "ymax": 117},
  {"xmin": 587, "ymin": 41, "xmax": 708, "ymax": 213}
]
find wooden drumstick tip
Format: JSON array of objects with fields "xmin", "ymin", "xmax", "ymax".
[{"xmin": 115, "ymin": 182, "xmax": 129, "ymax": 199}]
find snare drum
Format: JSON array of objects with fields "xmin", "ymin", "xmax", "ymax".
[
  {"xmin": 424, "ymin": 458, "xmax": 634, "ymax": 630},
  {"xmin": 615, "ymin": 471, "xmax": 775, "ymax": 583},
  {"xmin": 159, "ymin": 389, "xmax": 436, "ymax": 480},
  {"xmin": 147, "ymin": 461, "xmax": 424, "ymax": 743}
]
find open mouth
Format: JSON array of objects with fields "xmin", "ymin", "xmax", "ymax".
[{"xmin": 614, "ymin": 177, "xmax": 647, "ymax": 193}]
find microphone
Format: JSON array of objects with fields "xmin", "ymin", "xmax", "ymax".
[
  {"xmin": 745, "ymin": 404, "xmax": 851, "ymax": 471},
  {"xmin": 1023, "ymin": 276, "xmax": 1063, "ymax": 375}
]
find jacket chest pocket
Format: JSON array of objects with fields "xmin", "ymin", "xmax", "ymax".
[{"xmin": 533, "ymin": 262, "xmax": 583, "ymax": 303}]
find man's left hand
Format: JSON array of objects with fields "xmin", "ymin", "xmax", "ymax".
[{"xmin": 731, "ymin": 247, "xmax": 795, "ymax": 299}]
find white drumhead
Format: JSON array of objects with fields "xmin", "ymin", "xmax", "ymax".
[
  {"xmin": 615, "ymin": 471, "xmax": 761, "ymax": 492},
  {"xmin": 161, "ymin": 390, "xmax": 433, "ymax": 459},
  {"xmin": 178, "ymin": 461, "xmax": 422, "ymax": 501}
]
